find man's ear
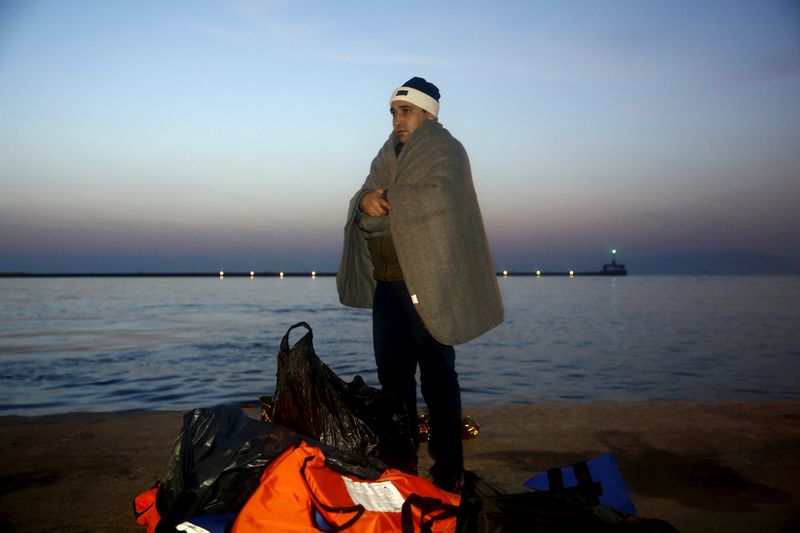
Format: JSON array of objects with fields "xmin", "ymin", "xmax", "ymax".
[{"xmin": 425, "ymin": 112, "xmax": 435, "ymax": 121}]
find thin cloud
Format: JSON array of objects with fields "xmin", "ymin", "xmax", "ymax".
[{"xmin": 323, "ymin": 48, "xmax": 461, "ymax": 69}]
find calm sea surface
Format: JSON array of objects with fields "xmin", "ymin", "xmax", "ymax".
[{"xmin": 1, "ymin": 275, "xmax": 799, "ymax": 416}]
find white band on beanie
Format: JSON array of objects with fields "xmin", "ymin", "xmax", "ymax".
[{"xmin": 390, "ymin": 86, "xmax": 440, "ymax": 117}]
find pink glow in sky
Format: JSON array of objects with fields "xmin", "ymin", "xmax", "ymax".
[{"xmin": 2, "ymin": 1, "xmax": 799, "ymax": 274}]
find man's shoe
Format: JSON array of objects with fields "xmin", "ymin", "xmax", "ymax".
[{"xmin": 432, "ymin": 470, "xmax": 462, "ymax": 493}]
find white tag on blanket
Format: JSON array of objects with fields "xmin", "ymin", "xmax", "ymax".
[
  {"xmin": 342, "ymin": 476, "xmax": 406, "ymax": 512},
  {"xmin": 411, "ymin": 294, "xmax": 419, "ymax": 304}
]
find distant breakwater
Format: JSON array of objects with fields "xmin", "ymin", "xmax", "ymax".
[{"xmin": 1, "ymin": 270, "xmax": 627, "ymax": 278}]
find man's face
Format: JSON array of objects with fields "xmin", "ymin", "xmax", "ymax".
[{"xmin": 390, "ymin": 100, "xmax": 433, "ymax": 143}]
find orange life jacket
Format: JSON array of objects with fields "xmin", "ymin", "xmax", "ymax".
[{"xmin": 233, "ymin": 441, "xmax": 460, "ymax": 532}]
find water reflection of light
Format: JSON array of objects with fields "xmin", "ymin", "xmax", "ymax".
[
  {"xmin": 569, "ymin": 270, "xmax": 574, "ymax": 277},
  {"xmin": 219, "ymin": 270, "xmax": 224, "ymax": 278},
  {"xmin": 502, "ymin": 270, "xmax": 508, "ymax": 277},
  {"xmin": 279, "ymin": 272, "xmax": 284, "ymax": 279},
  {"xmin": 250, "ymin": 271, "xmax": 255, "ymax": 277},
  {"xmin": 311, "ymin": 271, "xmax": 317, "ymax": 278}
]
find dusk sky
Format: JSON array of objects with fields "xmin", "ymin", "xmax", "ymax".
[{"xmin": 2, "ymin": 1, "xmax": 799, "ymax": 274}]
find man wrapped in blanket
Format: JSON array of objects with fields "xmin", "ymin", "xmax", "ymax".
[{"xmin": 337, "ymin": 77, "xmax": 504, "ymax": 492}]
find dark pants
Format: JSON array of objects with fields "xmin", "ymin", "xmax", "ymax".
[{"xmin": 372, "ymin": 280, "xmax": 463, "ymax": 486}]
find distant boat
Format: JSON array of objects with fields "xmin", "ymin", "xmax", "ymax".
[{"xmin": 600, "ymin": 259, "xmax": 628, "ymax": 276}]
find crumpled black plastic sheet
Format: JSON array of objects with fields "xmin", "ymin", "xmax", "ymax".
[{"xmin": 156, "ymin": 404, "xmax": 301, "ymax": 528}]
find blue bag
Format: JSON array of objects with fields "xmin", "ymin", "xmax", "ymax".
[
  {"xmin": 523, "ymin": 452, "xmax": 637, "ymax": 516},
  {"xmin": 178, "ymin": 513, "xmax": 237, "ymax": 532}
]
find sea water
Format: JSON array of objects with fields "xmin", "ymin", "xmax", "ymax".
[{"xmin": 1, "ymin": 275, "xmax": 799, "ymax": 416}]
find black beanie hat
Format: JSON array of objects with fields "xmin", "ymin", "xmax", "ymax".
[{"xmin": 390, "ymin": 76, "xmax": 441, "ymax": 116}]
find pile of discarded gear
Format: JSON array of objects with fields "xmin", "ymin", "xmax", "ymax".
[{"xmin": 134, "ymin": 322, "xmax": 679, "ymax": 532}]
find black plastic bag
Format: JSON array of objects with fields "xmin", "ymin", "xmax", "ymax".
[
  {"xmin": 271, "ymin": 322, "xmax": 415, "ymax": 468},
  {"xmin": 154, "ymin": 404, "xmax": 301, "ymax": 531}
]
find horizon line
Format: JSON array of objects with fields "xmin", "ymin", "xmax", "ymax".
[{"xmin": 1, "ymin": 269, "xmax": 628, "ymax": 278}]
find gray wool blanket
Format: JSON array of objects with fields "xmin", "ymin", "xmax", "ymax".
[{"xmin": 337, "ymin": 120, "xmax": 503, "ymax": 346}]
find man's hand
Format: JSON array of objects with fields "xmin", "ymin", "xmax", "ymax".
[{"xmin": 360, "ymin": 188, "xmax": 392, "ymax": 217}]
